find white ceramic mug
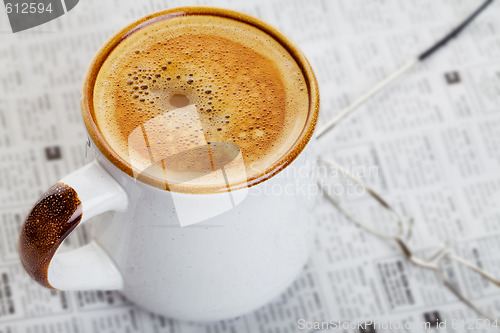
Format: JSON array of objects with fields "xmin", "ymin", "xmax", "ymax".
[{"xmin": 18, "ymin": 7, "xmax": 320, "ymax": 321}]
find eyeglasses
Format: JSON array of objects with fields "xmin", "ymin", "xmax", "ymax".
[
  {"xmin": 317, "ymin": 156, "xmax": 500, "ymax": 321},
  {"xmin": 314, "ymin": 0, "xmax": 498, "ymax": 323}
]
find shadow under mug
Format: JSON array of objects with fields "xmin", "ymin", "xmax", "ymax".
[{"xmin": 18, "ymin": 7, "xmax": 320, "ymax": 321}]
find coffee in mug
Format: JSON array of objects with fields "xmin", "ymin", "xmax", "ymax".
[
  {"xmin": 20, "ymin": 7, "xmax": 319, "ymax": 321},
  {"xmin": 91, "ymin": 12, "xmax": 311, "ymax": 193}
]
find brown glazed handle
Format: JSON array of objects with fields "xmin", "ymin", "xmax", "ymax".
[
  {"xmin": 18, "ymin": 161, "xmax": 127, "ymax": 290},
  {"xmin": 19, "ymin": 183, "xmax": 82, "ymax": 288}
]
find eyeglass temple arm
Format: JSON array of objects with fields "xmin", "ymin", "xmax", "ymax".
[
  {"xmin": 315, "ymin": 0, "xmax": 495, "ymax": 140},
  {"xmin": 418, "ymin": 0, "xmax": 495, "ymax": 61},
  {"xmin": 315, "ymin": 59, "xmax": 417, "ymax": 140},
  {"xmin": 441, "ymin": 279, "xmax": 498, "ymax": 321},
  {"xmin": 446, "ymin": 253, "xmax": 500, "ymax": 287},
  {"xmin": 439, "ymin": 255, "xmax": 500, "ymax": 322}
]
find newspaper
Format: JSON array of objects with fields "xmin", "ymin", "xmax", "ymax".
[{"xmin": 1, "ymin": 0, "xmax": 500, "ymax": 332}]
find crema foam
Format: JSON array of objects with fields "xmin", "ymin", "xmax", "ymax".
[{"xmin": 92, "ymin": 13, "xmax": 310, "ymax": 193}]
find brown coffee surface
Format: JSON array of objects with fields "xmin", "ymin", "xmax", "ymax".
[{"xmin": 93, "ymin": 13, "xmax": 309, "ymax": 193}]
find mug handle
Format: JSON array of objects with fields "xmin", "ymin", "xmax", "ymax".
[{"xmin": 18, "ymin": 161, "xmax": 128, "ymax": 291}]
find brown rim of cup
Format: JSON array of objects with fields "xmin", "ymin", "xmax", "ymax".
[{"xmin": 81, "ymin": 6, "xmax": 320, "ymax": 194}]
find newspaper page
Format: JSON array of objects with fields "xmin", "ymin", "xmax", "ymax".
[{"xmin": 1, "ymin": 0, "xmax": 500, "ymax": 332}]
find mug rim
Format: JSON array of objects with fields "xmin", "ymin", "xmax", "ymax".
[{"xmin": 81, "ymin": 6, "xmax": 320, "ymax": 194}]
